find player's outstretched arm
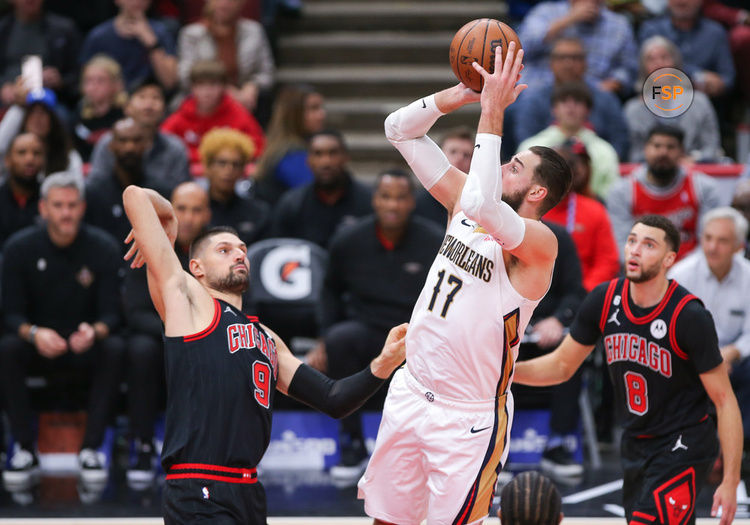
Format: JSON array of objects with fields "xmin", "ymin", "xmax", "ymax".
[
  {"xmin": 513, "ymin": 334, "xmax": 593, "ymax": 386},
  {"xmin": 384, "ymin": 83, "xmax": 478, "ymax": 214},
  {"xmin": 273, "ymin": 323, "xmax": 407, "ymax": 419},
  {"xmin": 700, "ymin": 365, "xmax": 741, "ymax": 525},
  {"xmin": 122, "ymin": 186, "xmax": 186, "ymax": 319}
]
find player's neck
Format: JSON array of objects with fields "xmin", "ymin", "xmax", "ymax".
[
  {"xmin": 209, "ymin": 289, "xmax": 243, "ymax": 311},
  {"xmin": 628, "ymin": 276, "xmax": 670, "ymax": 309}
]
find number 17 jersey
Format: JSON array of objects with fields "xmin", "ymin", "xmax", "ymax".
[{"xmin": 406, "ymin": 211, "xmax": 542, "ymax": 401}]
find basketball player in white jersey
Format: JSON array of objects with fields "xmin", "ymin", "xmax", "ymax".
[{"xmin": 358, "ymin": 43, "xmax": 573, "ymax": 525}]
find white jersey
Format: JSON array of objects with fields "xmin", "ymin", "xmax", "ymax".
[{"xmin": 406, "ymin": 211, "xmax": 542, "ymax": 401}]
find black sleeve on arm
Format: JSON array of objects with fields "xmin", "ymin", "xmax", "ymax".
[
  {"xmin": 568, "ymin": 281, "xmax": 610, "ymax": 346},
  {"xmin": 675, "ymin": 300, "xmax": 724, "ymax": 373},
  {"xmin": 286, "ymin": 363, "xmax": 385, "ymax": 419}
]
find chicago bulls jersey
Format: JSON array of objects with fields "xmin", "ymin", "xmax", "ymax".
[
  {"xmin": 406, "ymin": 211, "xmax": 543, "ymax": 401},
  {"xmin": 631, "ymin": 174, "xmax": 699, "ymax": 260},
  {"xmin": 570, "ymin": 278, "xmax": 723, "ymax": 437},
  {"xmin": 161, "ymin": 298, "xmax": 278, "ymax": 470}
]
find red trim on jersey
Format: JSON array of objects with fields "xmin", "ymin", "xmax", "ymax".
[
  {"xmin": 246, "ymin": 315, "xmax": 259, "ymax": 323},
  {"xmin": 183, "ymin": 299, "xmax": 221, "ymax": 342},
  {"xmin": 166, "ymin": 463, "xmax": 258, "ymax": 484},
  {"xmin": 629, "ymin": 520, "xmax": 652, "ymax": 525},
  {"xmin": 165, "ymin": 472, "xmax": 258, "ymax": 484},
  {"xmin": 632, "ymin": 511, "xmax": 656, "ymax": 522},
  {"xmin": 699, "ymin": 414, "xmax": 708, "ymax": 422},
  {"xmin": 669, "ymin": 294, "xmax": 698, "ymax": 360},
  {"xmin": 599, "ymin": 279, "xmax": 620, "ymax": 332},
  {"xmin": 622, "ymin": 280, "xmax": 678, "ymax": 325}
]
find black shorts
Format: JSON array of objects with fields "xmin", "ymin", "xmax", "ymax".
[
  {"xmin": 163, "ymin": 478, "xmax": 267, "ymax": 524},
  {"xmin": 621, "ymin": 418, "xmax": 719, "ymax": 525}
]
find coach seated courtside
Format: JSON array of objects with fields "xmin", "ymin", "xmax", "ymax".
[{"xmin": 0, "ymin": 173, "xmax": 125, "ymax": 489}]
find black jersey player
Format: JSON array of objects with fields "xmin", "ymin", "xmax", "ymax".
[
  {"xmin": 514, "ymin": 215, "xmax": 741, "ymax": 525},
  {"xmin": 121, "ymin": 186, "xmax": 407, "ymax": 524}
]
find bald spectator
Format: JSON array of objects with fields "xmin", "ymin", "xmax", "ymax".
[
  {"xmin": 624, "ymin": 36, "xmax": 722, "ymax": 163},
  {"xmin": 161, "ymin": 61, "xmax": 265, "ymax": 165},
  {"xmin": 517, "ymin": 0, "xmax": 638, "ymax": 95},
  {"xmin": 0, "ymin": 0, "xmax": 81, "ymax": 106},
  {"xmin": 0, "ymin": 133, "xmax": 45, "ymax": 250},
  {"xmin": 513, "ymin": 37, "xmax": 629, "ymax": 159},
  {"xmin": 85, "ymin": 118, "xmax": 188, "ymax": 251},
  {"xmin": 199, "ymin": 128, "xmax": 271, "ymax": 246},
  {"xmin": 639, "ymin": 0, "xmax": 735, "ymax": 97},
  {"xmin": 88, "ymin": 78, "xmax": 190, "ymax": 191},
  {"xmin": 122, "ymin": 181, "xmax": 212, "ymax": 485},
  {"xmin": 272, "ymin": 130, "xmax": 372, "ymax": 247},
  {"xmin": 80, "ymin": 0, "xmax": 178, "ymax": 91}
]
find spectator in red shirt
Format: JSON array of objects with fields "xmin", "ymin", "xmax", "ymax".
[
  {"xmin": 161, "ymin": 60, "xmax": 264, "ymax": 165},
  {"xmin": 545, "ymin": 138, "xmax": 620, "ymax": 291}
]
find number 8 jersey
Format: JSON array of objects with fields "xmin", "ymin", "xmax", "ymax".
[
  {"xmin": 569, "ymin": 277, "xmax": 723, "ymax": 438},
  {"xmin": 406, "ymin": 212, "xmax": 542, "ymax": 401}
]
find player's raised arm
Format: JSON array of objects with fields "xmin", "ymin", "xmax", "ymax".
[
  {"xmin": 122, "ymin": 185, "xmax": 187, "ymax": 319},
  {"xmin": 272, "ymin": 323, "xmax": 407, "ymax": 419},
  {"xmin": 384, "ymin": 83, "xmax": 479, "ymax": 214}
]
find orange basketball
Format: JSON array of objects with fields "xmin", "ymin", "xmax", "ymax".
[{"xmin": 449, "ymin": 18, "xmax": 522, "ymax": 92}]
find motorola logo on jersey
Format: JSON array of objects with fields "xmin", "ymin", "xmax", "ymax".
[
  {"xmin": 650, "ymin": 319, "xmax": 667, "ymax": 339},
  {"xmin": 604, "ymin": 332, "xmax": 672, "ymax": 378},
  {"xmin": 259, "ymin": 244, "xmax": 312, "ymax": 300}
]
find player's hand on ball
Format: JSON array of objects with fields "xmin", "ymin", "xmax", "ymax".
[
  {"xmin": 472, "ymin": 41, "xmax": 527, "ymax": 111},
  {"xmin": 371, "ymin": 323, "xmax": 408, "ymax": 379}
]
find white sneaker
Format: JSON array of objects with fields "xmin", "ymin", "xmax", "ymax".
[
  {"xmin": 78, "ymin": 448, "xmax": 108, "ymax": 485},
  {"xmin": 2, "ymin": 444, "xmax": 39, "ymax": 487}
]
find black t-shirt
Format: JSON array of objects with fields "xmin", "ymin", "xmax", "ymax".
[
  {"xmin": 2, "ymin": 224, "xmax": 121, "ymax": 336},
  {"xmin": 161, "ymin": 299, "xmax": 277, "ymax": 470},
  {"xmin": 570, "ymin": 278, "xmax": 722, "ymax": 438},
  {"xmin": 320, "ymin": 215, "xmax": 444, "ymax": 332},
  {"xmin": 210, "ymin": 194, "xmax": 271, "ymax": 247},
  {"xmin": 0, "ymin": 181, "xmax": 40, "ymax": 251}
]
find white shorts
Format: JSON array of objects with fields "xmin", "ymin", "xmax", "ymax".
[{"xmin": 358, "ymin": 367, "xmax": 514, "ymax": 525}]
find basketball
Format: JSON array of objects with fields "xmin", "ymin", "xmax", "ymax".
[{"xmin": 449, "ymin": 19, "xmax": 522, "ymax": 92}]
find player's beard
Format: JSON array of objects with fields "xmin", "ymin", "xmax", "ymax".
[
  {"xmin": 626, "ymin": 260, "xmax": 661, "ymax": 283},
  {"xmin": 209, "ymin": 267, "xmax": 249, "ymax": 294},
  {"xmin": 502, "ymin": 188, "xmax": 526, "ymax": 212}
]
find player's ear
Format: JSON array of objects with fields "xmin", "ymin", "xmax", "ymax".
[
  {"xmin": 189, "ymin": 258, "xmax": 204, "ymax": 278},
  {"xmin": 527, "ymin": 184, "xmax": 547, "ymax": 203},
  {"xmin": 663, "ymin": 250, "xmax": 677, "ymax": 269}
]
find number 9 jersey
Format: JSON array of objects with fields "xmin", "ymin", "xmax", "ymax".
[{"xmin": 406, "ymin": 211, "xmax": 542, "ymax": 401}]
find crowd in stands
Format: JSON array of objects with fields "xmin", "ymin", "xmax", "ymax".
[{"xmin": 1, "ymin": 0, "xmax": 750, "ymax": 503}]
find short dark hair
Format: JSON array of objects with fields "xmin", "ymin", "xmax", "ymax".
[
  {"xmin": 646, "ymin": 124, "xmax": 684, "ymax": 146},
  {"xmin": 129, "ymin": 75, "xmax": 164, "ymax": 99},
  {"xmin": 529, "ymin": 145, "xmax": 573, "ymax": 216},
  {"xmin": 634, "ymin": 214, "xmax": 681, "ymax": 253},
  {"xmin": 438, "ymin": 126, "xmax": 475, "ymax": 148},
  {"xmin": 551, "ymin": 81, "xmax": 592, "ymax": 109},
  {"xmin": 376, "ymin": 167, "xmax": 415, "ymax": 193},
  {"xmin": 500, "ymin": 471, "xmax": 561, "ymax": 525},
  {"xmin": 189, "ymin": 226, "xmax": 241, "ymax": 260},
  {"xmin": 308, "ymin": 129, "xmax": 348, "ymax": 152}
]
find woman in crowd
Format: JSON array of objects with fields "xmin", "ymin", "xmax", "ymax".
[
  {"xmin": 177, "ymin": 0, "xmax": 275, "ymax": 117},
  {"xmin": 253, "ymin": 84, "xmax": 326, "ymax": 204},
  {"xmin": 73, "ymin": 55, "xmax": 126, "ymax": 162},
  {"xmin": 0, "ymin": 82, "xmax": 83, "ymax": 178}
]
